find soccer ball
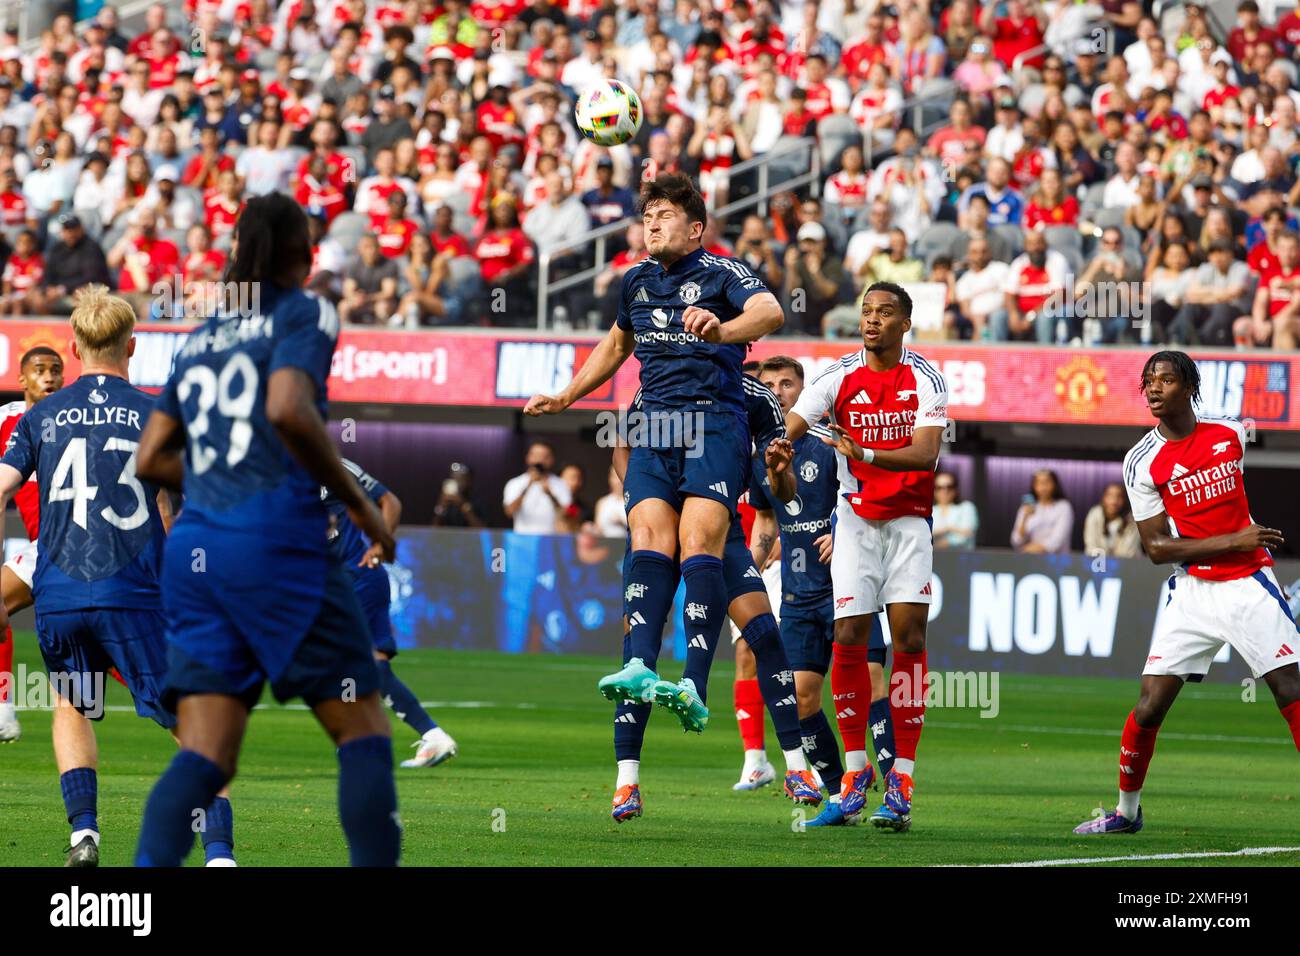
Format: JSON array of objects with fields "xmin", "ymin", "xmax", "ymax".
[{"xmin": 574, "ymin": 80, "xmax": 643, "ymax": 147}]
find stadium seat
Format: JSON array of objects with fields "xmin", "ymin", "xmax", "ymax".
[
  {"xmin": 1093, "ymin": 207, "xmax": 1128, "ymax": 229},
  {"xmin": 817, "ymin": 114, "xmax": 864, "ymax": 171},
  {"xmin": 992, "ymin": 223, "xmax": 1025, "ymax": 258},
  {"xmin": 1042, "ymin": 225, "xmax": 1082, "ymax": 257},
  {"xmin": 329, "ymin": 211, "xmax": 371, "ymax": 248},
  {"xmin": 1080, "ymin": 181, "xmax": 1108, "ymax": 221},
  {"xmin": 1119, "ymin": 224, "xmax": 1142, "ymax": 253},
  {"xmin": 917, "ymin": 222, "xmax": 961, "ymax": 262},
  {"xmin": 338, "ymin": 145, "xmax": 368, "ymax": 179}
]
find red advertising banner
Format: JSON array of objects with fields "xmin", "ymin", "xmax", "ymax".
[{"xmin": 0, "ymin": 320, "xmax": 1294, "ymax": 429}]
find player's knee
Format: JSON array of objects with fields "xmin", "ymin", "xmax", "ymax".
[
  {"xmin": 1133, "ymin": 693, "xmax": 1169, "ymax": 728},
  {"xmin": 834, "ymin": 617, "xmax": 870, "ymax": 646},
  {"xmin": 891, "ymin": 623, "xmax": 926, "ymax": 655},
  {"xmin": 796, "ymin": 684, "xmax": 821, "ymax": 717}
]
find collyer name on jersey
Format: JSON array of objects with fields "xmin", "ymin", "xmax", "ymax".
[
  {"xmin": 50, "ymin": 406, "xmax": 142, "ymax": 430},
  {"xmin": 846, "ymin": 408, "xmax": 916, "ymax": 444},
  {"xmin": 1167, "ymin": 458, "xmax": 1241, "ymax": 506}
]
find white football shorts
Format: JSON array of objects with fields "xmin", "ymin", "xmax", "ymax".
[
  {"xmin": 830, "ymin": 501, "xmax": 933, "ymax": 620},
  {"xmin": 4, "ymin": 539, "xmax": 38, "ymax": 591}
]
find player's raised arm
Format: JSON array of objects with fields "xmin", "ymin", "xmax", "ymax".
[
  {"xmin": 683, "ymin": 290, "xmax": 784, "ymax": 344},
  {"xmin": 524, "ymin": 322, "xmax": 635, "ymax": 415}
]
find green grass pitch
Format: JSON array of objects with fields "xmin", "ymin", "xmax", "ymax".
[{"xmin": 2, "ymin": 634, "xmax": 1297, "ymax": 867}]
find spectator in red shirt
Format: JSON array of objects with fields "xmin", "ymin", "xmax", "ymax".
[
  {"xmin": 295, "ymin": 154, "xmax": 349, "ymax": 224},
  {"xmin": 375, "ymin": 191, "xmax": 421, "ymax": 259},
  {"xmin": 1248, "ymin": 205, "xmax": 1288, "ymax": 275},
  {"xmin": 0, "ymin": 166, "xmax": 26, "ymax": 229},
  {"xmin": 1024, "ymin": 168, "xmax": 1079, "ymax": 230},
  {"xmin": 0, "ymin": 229, "xmax": 44, "ymax": 315},
  {"xmin": 295, "ymin": 118, "xmax": 353, "ymax": 195},
  {"xmin": 1226, "ymin": 0, "xmax": 1282, "ymax": 62},
  {"xmin": 980, "ymin": 0, "xmax": 1046, "ymax": 72},
  {"xmin": 182, "ymin": 126, "xmax": 235, "ymax": 192},
  {"xmin": 430, "ymin": 205, "xmax": 472, "ymax": 259},
  {"xmin": 927, "ymin": 98, "xmax": 987, "ymax": 169},
  {"xmin": 475, "ymin": 195, "xmax": 535, "ymax": 325},
  {"xmin": 841, "ymin": 12, "xmax": 890, "ymax": 90},
  {"xmin": 106, "ymin": 207, "xmax": 181, "ymax": 316}
]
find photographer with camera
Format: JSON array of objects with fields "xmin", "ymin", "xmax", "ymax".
[
  {"xmin": 432, "ymin": 462, "xmax": 486, "ymax": 529},
  {"xmin": 503, "ymin": 440, "xmax": 572, "ymax": 534}
]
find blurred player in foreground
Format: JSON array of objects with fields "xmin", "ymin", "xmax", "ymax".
[
  {"xmin": 0, "ymin": 346, "xmax": 65, "ymax": 742},
  {"xmin": 0, "ymin": 287, "xmax": 235, "ymax": 866},
  {"xmin": 324, "ymin": 457, "xmax": 458, "ymax": 767},
  {"xmin": 750, "ymin": 355, "xmax": 896, "ymax": 825},
  {"xmin": 133, "ymin": 194, "xmax": 399, "ymax": 866},
  {"xmin": 1074, "ymin": 351, "xmax": 1300, "ymax": 834},
  {"xmin": 784, "ymin": 282, "xmax": 949, "ymax": 832}
]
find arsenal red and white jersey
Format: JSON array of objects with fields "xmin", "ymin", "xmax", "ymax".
[
  {"xmin": 791, "ymin": 348, "xmax": 948, "ymax": 521},
  {"xmin": 0, "ymin": 400, "xmax": 39, "ymax": 540},
  {"xmin": 1124, "ymin": 416, "xmax": 1269, "ymax": 582}
]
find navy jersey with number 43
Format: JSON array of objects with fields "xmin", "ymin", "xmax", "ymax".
[
  {"xmin": 156, "ymin": 283, "xmax": 339, "ymax": 545},
  {"xmin": 617, "ymin": 248, "xmax": 769, "ymax": 426},
  {"xmin": 322, "ymin": 458, "xmax": 388, "ymax": 570},
  {"xmin": 1, "ymin": 374, "xmax": 164, "ymax": 611},
  {"xmin": 748, "ymin": 424, "xmax": 838, "ymax": 610}
]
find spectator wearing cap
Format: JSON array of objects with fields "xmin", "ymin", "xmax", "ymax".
[
  {"xmin": 141, "ymin": 165, "xmax": 197, "ymax": 232},
  {"xmin": 362, "ymin": 86, "xmax": 416, "ymax": 167},
  {"xmin": 563, "ymin": 30, "xmax": 606, "ymax": 92},
  {"xmin": 1240, "ymin": 230, "xmax": 1300, "ymax": 348},
  {"xmin": 28, "ymin": 214, "xmax": 109, "ymax": 314},
  {"xmin": 783, "ymin": 220, "xmax": 848, "ymax": 336},
  {"xmin": 1170, "ymin": 237, "xmax": 1254, "ymax": 345},
  {"xmin": 984, "ymin": 90, "xmax": 1025, "ymax": 162},
  {"xmin": 581, "ymin": 157, "xmax": 636, "ymax": 233}
]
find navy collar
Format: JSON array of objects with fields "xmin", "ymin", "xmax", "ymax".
[{"xmin": 655, "ymin": 246, "xmax": 706, "ymax": 275}]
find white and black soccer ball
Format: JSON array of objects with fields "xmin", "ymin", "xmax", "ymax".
[{"xmin": 574, "ymin": 80, "xmax": 643, "ymax": 147}]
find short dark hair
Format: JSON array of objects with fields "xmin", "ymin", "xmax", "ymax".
[
  {"xmin": 1140, "ymin": 349, "xmax": 1201, "ymax": 404},
  {"xmin": 742, "ymin": 360, "xmax": 761, "ymax": 373},
  {"xmin": 759, "ymin": 355, "xmax": 805, "ymax": 380},
  {"xmin": 638, "ymin": 171, "xmax": 707, "ymax": 229},
  {"xmin": 1031, "ymin": 469, "xmax": 1066, "ymax": 502},
  {"xmin": 20, "ymin": 346, "xmax": 61, "ymax": 369},
  {"xmin": 865, "ymin": 281, "xmax": 913, "ymax": 318}
]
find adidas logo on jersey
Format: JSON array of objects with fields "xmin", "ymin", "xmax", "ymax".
[
  {"xmin": 685, "ymin": 602, "xmax": 708, "ymax": 621},
  {"xmin": 615, "ymin": 713, "xmax": 637, "ymax": 724},
  {"xmin": 850, "ymin": 389, "xmax": 872, "ymax": 405},
  {"xmin": 688, "ymin": 634, "xmax": 708, "ymax": 650},
  {"xmin": 775, "ymin": 695, "xmax": 796, "ymax": 707},
  {"xmin": 708, "ymin": 481, "xmax": 729, "ymax": 497},
  {"xmin": 628, "ymin": 611, "xmax": 647, "ymax": 627},
  {"xmin": 634, "ymin": 287, "xmax": 650, "ymax": 303},
  {"xmin": 744, "ymin": 566, "xmax": 762, "ymax": 578},
  {"xmin": 1170, "ymin": 463, "xmax": 1189, "ymax": 479}
]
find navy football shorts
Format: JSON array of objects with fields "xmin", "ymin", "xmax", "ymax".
[
  {"xmin": 36, "ymin": 607, "xmax": 175, "ymax": 729},
  {"xmin": 780, "ymin": 601, "xmax": 887, "ymax": 673},
  {"xmin": 623, "ymin": 411, "xmax": 749, "ymax": 515},
  {"xmin": 353, "ymin": 566, "xmax": 396, "ymax": 657},
  {"xmin": 164, "ymin": 557, "xmax": 380, "ymax": 710}
]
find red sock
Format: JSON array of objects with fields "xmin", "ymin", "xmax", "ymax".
[
  {"xmin": 734, "ymin": 679, "xmax": 765, "ymax": 750},
  {"xmin": 1119, "ymin": 711, "xmax": 1161, "ymax": 792},
  {"xmin": 1281, "ymin": 701, "xmax": 1300, "ymax": 752},
  {"xmin": 890, "ymin": 649, "xmax": 927, "ymax": 764},
  {"xmin": 831, "ymin": 643, "xmax": 870, "ymax": 753},
  {"xmin": 0, "ymin": 627, "xmax": 12, "ymax": 704}
]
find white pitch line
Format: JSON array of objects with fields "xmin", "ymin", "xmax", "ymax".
[
  {"xmin": 931, "ymin": 721, "xmax": 1288, "ymax": 746},
  {"xmin": 965, "ymin": 846, "xmax": 1300, "ymax": 868},
  {"xmin": 19, "ymin": 701, "xmax": 537, "ymax": 714}
]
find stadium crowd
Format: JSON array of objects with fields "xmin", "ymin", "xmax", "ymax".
[{"xmin": 0, "ymin": 0, "xmax": 1298, "ymax": 348}]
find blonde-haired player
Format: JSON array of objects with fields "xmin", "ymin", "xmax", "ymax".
[{"xmin": 0, "ymin": 285, "xmax": 235, "ymax": 866}]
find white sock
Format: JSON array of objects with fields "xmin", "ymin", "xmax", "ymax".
[
  {"xmin": 810, "ymin": 766, "xmax": 825, "ymax": 790},
  {"xmin": 616, "ymin": 759, "xmax": 639, "ymax": 788},
  {"xmin": 0, "ymin": 701, "xmax": 15, "ymax": 718},
  {"xmin": 845, "ymin": 750, "xmax": 867, "ymax": 772},
  {"xmin": 1117, "ymin": 789, "xmax": 1140, "ymax": 820},
  {"xmin": 70, "ymin": 828, "xmax": 100, "ymax": 848},
  {"xmin": 742, "ymin": 748, "xmax": 766, "ymax": 770},
  {"xmin": 782, "ymin": 748, "xmax": 807, "ymax": 772},
  {"xmin": 893, "ymin": 757, "xmax": 915, "ymax": 777}
]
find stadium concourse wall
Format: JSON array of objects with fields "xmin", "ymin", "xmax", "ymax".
[{"xmin": 384, "ymin": 528, "xmax": 1300, "ymax": 681}]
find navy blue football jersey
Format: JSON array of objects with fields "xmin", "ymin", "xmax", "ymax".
[
  {"xmin": 155, "ymin": 283, "xmax": 339, "ymax": 545},
  {"xmin": 616, "ymin": 247, "xmax": 769, "ymax": 425},
  {"xmin": 1, "ymin": 373, "xmax": 165, "ymax": 611},
  {"xmin": 748, "ymin": 424, "xmax": 837, "ymax": 609},
  {"xmin": 322, "ymin": 458, "xmax": 388, "ymax": 569},
  {"xmin": 633, "ymin": 373, "xmax": 786, "ymax": 454}
]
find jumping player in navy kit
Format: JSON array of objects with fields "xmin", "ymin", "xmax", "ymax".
[
  {"xmin": 0, "ymin": 286, "xmax": 236, "ymax": 867},
  {"xmin": 133, "ymin": 194, "xmax": 400, "ymax": 867}
]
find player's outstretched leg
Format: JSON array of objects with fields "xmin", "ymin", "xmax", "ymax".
[
  {"xmin": 376, "ymin": 659, "xmax": 458, "ymax": 768},
  {"xmin": 0, "ymin": 628, "xmax": 18, "ymax": 742},
  {"xmin": 653, "ymin": 554, "xmax": 727, "ymax": 733},
  {"xmin": 732, "ymin": 641, "xmax": 773, "ymax": 791},
  {"xmin": 612, "ymin": 632, "xmax": 658, "ymax": 822},
  {"xmin": 1074, "ymin": 676, "xmax": 1181, "ymax": 835}
]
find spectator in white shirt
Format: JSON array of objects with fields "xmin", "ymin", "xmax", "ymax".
[
  {"xmin": 503, "ymin": 442, "xmax": 573, "ymax": 535},
  {"xmin": 235, "ymin": 119, "xmax": 298, "ymax": 196},
  {"xmin": 1102, "ymin": 141, "xmax": 1143, "ymax": 208},
  {"xmin": 593, "ymin": 464, "xmax": 628, "ymax": 538},
  {"xmin": 121, "ymin": 61, "xmax": 165, "ymax": 129},
  {"xmin": 955, "ymin": 236, "xmax": 1010, "ymax": 340}
]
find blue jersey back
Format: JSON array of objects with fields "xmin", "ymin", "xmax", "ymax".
[
  {"xmin": 748, "ymin": 425, "xmax": 837, "ymax": 609},
  {"xmin": 156, "ymin": 283, "xmax": 339, "ymax": 547},
  {"xmin": 1, "ymin": 374, "xmax": 164, "ymax": 611},
  {"xmin": 616, "ymin": 247, "xmax": 768, "ymax": 425},
  {"xmin": 742, "ymin": 374, "xmax": 786, "ymax": 454},
  {"xmin": 321, "ymin": 458, "xmax": 388, "ymax": 571}
]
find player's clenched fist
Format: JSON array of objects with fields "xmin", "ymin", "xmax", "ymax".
[
  {"xmin": 682, "ymin": 306, "xmax": 722, "ymax": 342},
  {"xmin": 764, "ymin": 437, "xmax": 793, "ymax": 474},
  {"xmin": 524, "ymin": 393, "xmax": 570, "ymax": 416}
]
